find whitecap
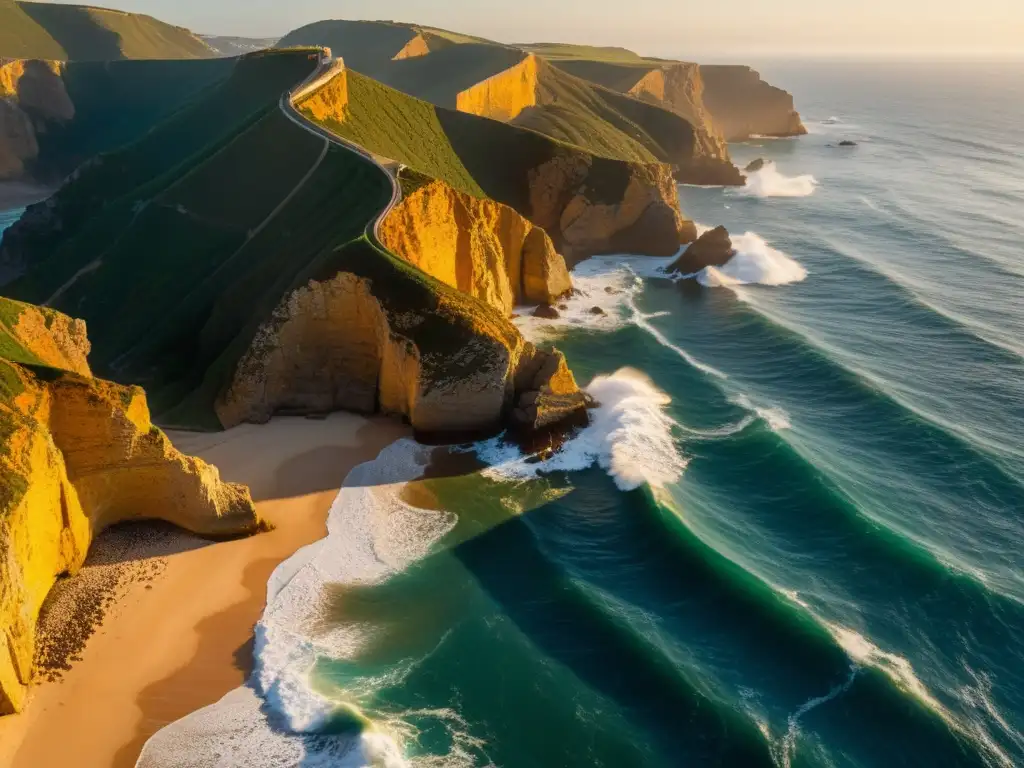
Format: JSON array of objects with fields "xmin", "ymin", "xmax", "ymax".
[
  {"xmin": 697, "ymin": 232, "xmax": 808, "ymax": 288},
  {"xmin": 476, "ymin": 368, "xmax": 687, "ymax": 492},
  {"xmin": 730, "ymin": 393, "xmax": 793, "ymax": 431},
  {"xmin": 736, "ymin": 161, "xmax": 818, "ymax": 198}
]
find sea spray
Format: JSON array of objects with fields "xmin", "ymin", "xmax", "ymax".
[
  {"xmin": 476, "ymin": 368, "xmax": 687, "ymax": 492},
  {"xmin": 736, "ymin": 161, "xmax": 818, "ymax": 198},
  {"xmin": 698, "ymin": 232, "xmax": 808, "ymax": 288}
]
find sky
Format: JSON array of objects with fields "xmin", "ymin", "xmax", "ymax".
[{"xmin": 46, "ymin": 0, "xmax": 1024, "ymax": 58}]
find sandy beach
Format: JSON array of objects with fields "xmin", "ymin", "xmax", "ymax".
[{"xmin": 0, "ymin": 412, "xmax": 408, "ymax": 768}]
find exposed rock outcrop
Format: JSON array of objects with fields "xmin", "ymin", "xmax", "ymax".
[
  {"xmin": 0, "ymin": 300, "xmax": 259, "ymax": 714},
  {"xmin": 698, "ymin": 65, "xmax": 807, "ymax": 142},
  {"xmin": 456, "ymin": 53, "xmax": 538, "ymax": 122},
  {"xmin": 0, "ymin": 59, "xmax": 73, "ymax": 181},
  {"xmin": 378, "ymin": 178, "xmax": 572, "ymax": 314},
  {"xmin": 511, "ymin": 347, "xmax": 592, "ymax": 431},
  {"xmin": 745, "ymin": 158, "xmax": 765, "ymax": 173},
  {"xmin": 215, "ymin": 265, "xmax": 585, "ymax": 439},
  {"xmin": 537, "ymin": 158, "xmax": 698, "ymax": 263},
  {"xmin": 667, "ymin": 225, "xmax": 735, "ymax": 275}
]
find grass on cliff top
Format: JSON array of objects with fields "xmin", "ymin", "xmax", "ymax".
[
  {"xmin": 0, "ymin": 0, "xmax": 67, "ymax": 59},
  {"xmin": 519, "ymin": 43, "xmax": 649, "ymax": 63},
  {"xmin": 278, "ymin": 20, "xmax": 419, "ymax": 74},
  {"xmin": 5, "ymin": 1, "xmax": 213, "ymax": 61},
  {"xmin": 0, "ymin": 297, "xmax": 46, "ymax": 368}
]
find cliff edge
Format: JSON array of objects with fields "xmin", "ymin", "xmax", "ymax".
[{"xmin": 0, "ymin": 298, "xmax": 260, "ymax": 714}]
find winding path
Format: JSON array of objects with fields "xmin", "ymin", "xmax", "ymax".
[{"xmin": 279, "ymin": 51, "xmax": 402, "ymax": 244}]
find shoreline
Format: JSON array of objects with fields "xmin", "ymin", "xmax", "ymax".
[{"xmin": 0, "ymin": 412, "xmax": 409, "ymax": 768}]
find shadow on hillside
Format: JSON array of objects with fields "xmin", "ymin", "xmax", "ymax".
[{"xmin": 21, "ymin": 4, "xmax": 124, "ymax": 61}]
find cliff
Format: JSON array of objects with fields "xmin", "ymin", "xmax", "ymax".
[
  {"xmin": 0, "ymin": 58, "xmax": 73, "ymax": 181},
  {"xmin": 379, "ymin": 177, "xmax": 572, "ymax": 314},
  {"xmin": 528, "ymin": 154, "xmax": 697, "ymax": 264},
  {"xmin": 0, "ymin": 298, "xmax": 260, "ymax": 714},
  {"xmin": 215, "ymin": 239, "xmax": 589, "ymax": 437},
  {"xmin": 297, "ymin": 67, "xmax": 698, "ymax": 265},
  {"xmin": 698, "ymin": 65, "xmax": 807, "ymax": 141}
]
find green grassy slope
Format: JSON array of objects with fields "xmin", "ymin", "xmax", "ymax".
[
  {"xmin": 28, "ymin": 57, "xmax": 237, "ymax": 182},
  {"xmin": 278, "ymin": 20, "xmax": 420, "ymax": 73},
  {"xmin": 547, "ymin": 58, "xmax": 656, "ymax": 92},
  {"xmin": 520, "ymin": 43, "xmax": 648, "ymax": 63},
  {"xmin": 1, "ymin": 1, "xmax": 213, "ymax": 60},
  {"xmin": 0, "ymin": 0, "xmax": 66, "ymax": 59}
]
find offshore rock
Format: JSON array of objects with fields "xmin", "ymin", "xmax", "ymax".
[
  {"xmin": 667, "ymin": 226, "xmax": 735, "ymax": 275},
  {"xmin": 511, "ymin": 347, "xmax": 592, "ymax": 432},
  {"xmin": 745, "ymin": 158, "xmax": 766, "ymax": 172}
]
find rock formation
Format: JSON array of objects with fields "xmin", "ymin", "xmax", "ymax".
[
  {"xmin": 0, "ymin": 59, "xmax": 73, "ymax": 181},
  {"xmin": 378, "ymin": 177, "xmax": 572, "ymax": 314},
  {"xmin": 667, "ymin": 225, "xmax": 735, "ymax": 275},
  {"xmin": 511, "ymin": 347, "xmax": 592, "ymax": 431},
  {"xmin": 456, "ymin": 54, "xmax": 539, "ymax": 122},
  {"xmin": 215, "ymin": 261, "xmax": 585, "ymax": 439},
  {"xmin": 0, "ymin": 298, "xmax": 259, "ymax": 714},
  {"xmin": 532, "ymin": 157, "xmax": 698, "ymax": 263},
  {"xmin": 745, "ymin": 158, "xmax": 765, "ymax": 173},
  {"xmin": 698, "ymin": 65, "xmax": 807, "ymax": 142}
]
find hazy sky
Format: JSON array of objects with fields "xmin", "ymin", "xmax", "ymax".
[{"xmin": 46, "ymin": 0, "xmax": 1024, "ymax": 58}]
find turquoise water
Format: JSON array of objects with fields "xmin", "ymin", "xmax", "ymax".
[
  {"xmin": 0, "ymin": 208, "xmax": 22, "ymax": 235},
  {"xmin": 140, "ymin": 59, "xmax": 1024, "ymax": 767}
]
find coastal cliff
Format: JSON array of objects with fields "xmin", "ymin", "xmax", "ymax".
[
  {"xmin": 698, "ymin": 65, "xmax": 807, "ymax": 141},
  {"xmin": 0, "ymin": 298, "xmax": 260, "ymax": 714},
  {"xmin": 296, "ymin": 66, "xmax": 699, "ymax": 266},
  {"xmin": 215, "ymin": 243, "xmax": 589, "ymax": 436},
  {"xmin": 379, "ymin": 177, "xmax": 572, "ymax": 314},
  {"xmin": 0, "ymin": 58, "xmax": 73, "ymax": 181}
]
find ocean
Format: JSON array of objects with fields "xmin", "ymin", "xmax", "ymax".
[{"xmin": 104, "ymin": 59, "xmax": 1024, "ymax": 766}]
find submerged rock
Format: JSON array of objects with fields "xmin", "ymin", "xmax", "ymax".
[
  {"xmin": 666, "ymin": 225, "xmax": 736, "ymax": 275},
  {"xmin": 589, "ymin": 306, "xmax": 607, "ymax": 316},
  {"xmin": 532, "ymin": 304, "xmax": 560, "ymax": 319},
  {"xmin": 745, "ymin": 158, "xmax": 766, "ymax": 172},
  {"xmin": 838, "ymin": 140, "xmax": 857, "ymax": 147}
]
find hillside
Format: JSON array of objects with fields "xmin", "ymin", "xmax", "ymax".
[
  {"xmin": 0, "ymin": 1, "xmax": 214, "ymax": 61},
  {"xmin": 1, "ymin": 51, "xmax": 589, "ymax": 438},
  {"xmin": 0, "ymin": 55, "xmax": 237, "ymax": 184},
  {"xmin": 297, "ymin": 66, "xmax": 697, "ymax": 262},
  {"xmin": 279, "ymin": 20, "xmax": 742, "ymax": 184}
]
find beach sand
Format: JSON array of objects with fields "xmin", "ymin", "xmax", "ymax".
[{"xmin": 0, "ymin": 412, "xmax": 408, "ymax": 768}]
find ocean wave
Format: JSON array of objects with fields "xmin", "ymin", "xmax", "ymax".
[
  {"xmin": 476, "ymin": 368, "xmax": 687, "ymax": 492},
  {"xmin": 697, "ymin": 232, "xmax": 809, "ymax": 288},
  {"xmin": 729, "ymin": 393, "xmax": 792, "ymax": 431},
  {"xmin": 737, "ymin": 162, "xmax": 818, "ymax": 198}
]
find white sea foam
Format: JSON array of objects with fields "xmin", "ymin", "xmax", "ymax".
[
  {"xmin": 697, "ymin": 232, "xmax": 809, "ymax": 288},
  {"xmin": 477, "ymin": 367, "xmax": 687, "ymax": 492},
  {"xmin": 737, "ymin": 161, "xmax": 818, "ymax": 198},
  {"xmin": 140, "ymin": 440, "xmax": 476, "ymax": 767},
  {"xmin": 730, "ymin": 393, "xmax": 793, "ymax": 431}
]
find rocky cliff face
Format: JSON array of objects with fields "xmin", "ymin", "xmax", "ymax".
[
  {"xmin": 0, "ymin": 59, "xmax": 74, "ymax": 181},
  {"xmin": 215, "ymin": 258, "xmax": 588, "ymax": 438},
  {"xmin": 379, "ymin": 178, "xmax": 572, "ymax": 314},
  {"xmin": 0, "ymin": 300, "xmax": 259, "ymax": 715},
  {"xmin": 698, "ymin": 65, "xmax": 807, "ymax": 142},
  {"xmin": 529, "ymin": 155, "xmax": 698, "ymax": 264},
  {"xmin": 625, "ymin": 62, "xmax": 743, "ymax": 185},
  {"xmin": 456, "ymin": 53, "xmax": 538, "ymax": 122}
]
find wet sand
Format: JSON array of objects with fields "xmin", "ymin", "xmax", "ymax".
[{"xmin": 0, "ymin": 413, "xmax": 408, "ymax": 768}]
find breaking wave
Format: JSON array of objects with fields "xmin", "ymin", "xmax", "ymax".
[
  {"xmin": 738, "ymin": 161, "xmax": 818, "ymax": 198},
  {"xmin": 698, "ymin": 232, "xmax": 809, "ymax": 288}
]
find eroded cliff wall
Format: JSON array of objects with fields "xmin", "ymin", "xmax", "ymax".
[
  {"xmin": 455, "ymin": 54, "xmax": 538, "ymax": 122},
  {"xmin": 215, "ymin": 244, "xmax": 588, "ymax": 437},
  {"xmin": 0, "ymin": 58, "xmax": 73, "ymax": 181},
  {"xmin": 379, "ymin": 178, "xmax": 572, "ymax": 314},
  {"xmin": 0, "ymin": 300, "xmax": 260, "ymax": 714},
  {"xmin": 698, "ymin": 65, "xmax": 807, "ymax": 141}
]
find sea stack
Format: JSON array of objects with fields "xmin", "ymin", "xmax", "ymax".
[{"xmin": 666, "ymin": 226, "xmax": 736, "ymax": 275}]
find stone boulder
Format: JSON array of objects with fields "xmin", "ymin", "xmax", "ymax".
[
  {"xmin": 745, "ymin": 158, "xmax": 766, "ymax": 172},
  {"xmin": 666, "ymin": 226, "xmax": 736, "ymax": 275},
  {"xmin": 511, "ymin": 348, "xmax": 593, "ymax": 432}
]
